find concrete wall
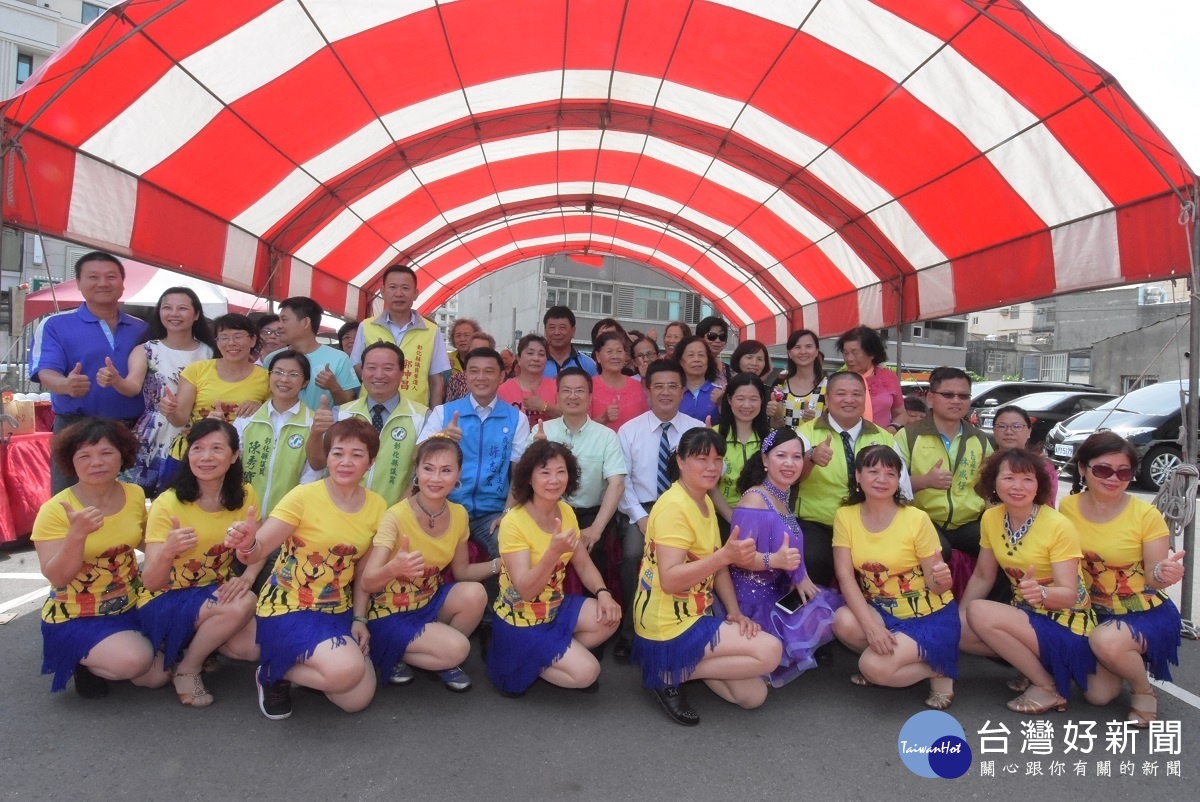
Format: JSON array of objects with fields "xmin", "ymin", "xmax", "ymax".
[
  {"xmin": 1033, "ymin": 284, "xmax": 1188, "ymax": 351},
  {"xmin": 1091, "ymin": 315, "xmax": 1191, "ymax": 393}
]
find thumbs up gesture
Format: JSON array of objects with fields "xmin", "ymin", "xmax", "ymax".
[
  {"xmin": 928, "ymin": 558, "xmax": 952, "ymax": 592},
  {"xmin": 768, "ymin": 532, "xmax": 802, "ymax": 572},
  {"xmin": 388, "ymin": 533, "xmax": 426, "ymax": 580},
  {"xmin": 924, "ymin": 458, "xmax": 953, "ymax": 490},
  {"xmin": 164, "ymin": 516, "xmax": 198, "ymax": 557},
  {"xmin": 222, "ymin": 506, "xmax": 258, "ymax": 552},
  {"xmin": 533, "ymin": 422, "xmax": 547, "ymax": 441},
  {"xmin": 704, "ymin": 415, "xmax": 712, "ymax": 428},
  {"xmin": 315, "ymin": 363, "xmax": 339, "ymax": 391},
  {"xmin": 1018, "ymin": 565, "xmax": 1044, "ymax": 606},
  {"xmin": 60, "ymin": 500, "xmax": 103, "ymax": 539},
  {"xmin": 442, "ymin": 410, "xmax": 463, "ymax": 442},
  {"xmin": 1154, "ymin": 550, "xmax": 1187, "ymax": 587},
  {"xmin": 96, "ymin": 357, "xmax": 122, "ymax": 388},
  {"xmin": 549, "ymin": 517, "xmax": 581, "ymax": 557},
  {"xmin": 65, "ymin": 362, "xmax": 91, "ymax": 398},
  {"xmin": 721, "ymin": 525, "xmax": 757, "ymax": 568},
  {"xmin": 312, "ymin": 394, "xmax": 334, "ymax": 435},
  {"xmin": 810, "ymin": 434, "xmax": 834, "ymax": 467},
  {"xmin": 159, "ymin": 385, "xmax": 179, "ymax": 416}
]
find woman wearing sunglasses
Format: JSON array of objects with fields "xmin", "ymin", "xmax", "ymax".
[
  {"xmin": 835, "ymin": 326, "xmax": 902, "ymax": 428},
  {"xmin": 959, "ymin": 448, "xmax": 1096, "ymax": 714},
  {"xmin": 695, "ymin": 316, "xmax": 734, "ymax": 388},
  {"xmin": 1060, "ymin": 432, "xmax": 1184, "ymax": 726}
]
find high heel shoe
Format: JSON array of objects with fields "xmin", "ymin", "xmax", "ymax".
[
  {"xmin": 925, "ymin": 676, "xmax": 954, "ymax": 710},
  {"xmin": 1006, "ymin": 674, "xmax": 1031, "ymax": 693},
  {"xmin": 173, "ymin": 672, "xmax": 214, "ymax": 708},
  {"xmin": 1128, "ymin": 689, "xmax": 1158, "ymax": 728},
  {"xmin": 1006, "ymin": 687, "xmax": 1066, "ymax": 714}
]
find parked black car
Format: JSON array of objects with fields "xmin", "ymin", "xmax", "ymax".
[
  {"xmin": 1043, "ymin": 380, "xmax": 1187, "ymax": 491},
  {"xmin": 977, "ymin": 390, "xmax": 1116, "ymax": 446},
  {"xmin": 966, "ymin": 380, "xmax": 1104, "ymax": 426}
]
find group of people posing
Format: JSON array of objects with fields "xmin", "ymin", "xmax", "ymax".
[{"xmin": 28, "ymin": 252, "xmax": 1186, "ymax": 727}]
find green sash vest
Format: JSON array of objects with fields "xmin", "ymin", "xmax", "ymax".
[{"xmin": 240, "ymin": 403, "xmax": 314, "ymax": 516}]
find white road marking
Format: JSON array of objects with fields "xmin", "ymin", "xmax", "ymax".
[
  {"xmin": 0, "ymin": 586, "xmax": 48, "ymax": 616},
  {"xmin": 0, "ymin": 573, "xmax": 44, "ymax": 580},
  {"xmin": 1151, "ymin": 678, "xmax": 1200, "ymax": 711}
]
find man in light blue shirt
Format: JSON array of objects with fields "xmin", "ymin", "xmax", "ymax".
[{"xmin": 264, "ymin": 296, "xmax": 359, "ymax": 411}]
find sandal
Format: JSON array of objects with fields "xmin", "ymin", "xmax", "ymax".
[
  {"xmin": 926, "ymin": 676, "xmax": 954, "ymax": 710},
  {"xmin": 202, "ymin": 654, "xmax": 220, "ymax": 674},
  {"xmin": 1006, "ymin": 674, "xmax": 1031, "ymax": 693},
  {"xmin": 1128, "ymin": 689, "xmax": 1158, "ymax": 728},
  {"xmin": 1006, "ymin": 686, "xmax": 1066, "ymax": 714},
  {"xmin": 173, "ymin": 672, "xmax": 214, "ymax": 708},
  {"xmin": 850, "ymin": 673, "xmax": 873, "ymax": 687}
]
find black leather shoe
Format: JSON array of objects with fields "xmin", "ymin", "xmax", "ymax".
[
  {"xmin": 476, "ymin": 623, "xmax": 492, "ymax": 663},
  {"xmin": 73, "ymin": 665, "xmax": 109, "ymax": 699},
  {"xmin": 650, "ymin": 685, "xmax": 700, "ymax": 727},
  {"xmin": 613, "ymin": 635, "xmax": 633, "ymax": 664}
]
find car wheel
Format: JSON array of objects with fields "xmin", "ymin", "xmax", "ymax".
[{"xmin": 1140, "ymin": 445, "xmax": 1182, "ymax": 491}]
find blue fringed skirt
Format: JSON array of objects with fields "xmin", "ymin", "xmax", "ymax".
[
  {"xmin": 1024, "ymin": 607, "xmax": 1096, "ymax": 698},
  {"xmin": 632, "ymin": 614, "xmax": 723, "ymax": 689},
  {"xmin": 256, "ymin": 609, "xmax": 352, "ymax": 685},
  {"xmin": 41, "ymin": 609, "xmax": 144, "ymax": 693},
  {"xmin": 874, "ymin": 600, "xmax": 962, "ymax": 680},
  {"xmin": 139, "ymin": 585, "xmax": 218, "ymax": 670},
  {"xmin": 1096, "ymin": 601, "xmax": 1182, "ymax": 682},
  {"xmin": 368, "ymin": 584, "xmax": 453, "ymax": 677},
  {"xmin": 487, "ymin": 594, "xmax": 586, "ymax": 694}
]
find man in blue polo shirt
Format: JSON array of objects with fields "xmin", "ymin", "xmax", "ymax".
[
  {"xmin": 542, "ymin": 305, "xmax": 598, "ymax": 377},
  {"xmin": 28, "ymin": 251, "xmax": 148, "ymax": 492}
]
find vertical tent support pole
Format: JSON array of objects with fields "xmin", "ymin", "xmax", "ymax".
[{"xmin": 1184, "ymin": 193, "xmax": 1199, "ymax": 622}]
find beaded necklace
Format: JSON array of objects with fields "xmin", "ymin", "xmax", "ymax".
[
  {"xmin": 761, "ymin": 480, "xmax": 803, "ymax": 539},
  {"xmin": 1003, "ymin": 505, "xmax": 1040, "ymax": 556}
]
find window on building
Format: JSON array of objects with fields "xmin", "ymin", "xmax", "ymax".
[
  {"xmin": 82, "ymin": 3, "xmax": 105, "ymax": 24},
  {"xmin": 1039, "ymin": 353, "xmax": 1068, "ymax": 382},
  {"xmin": 1122, "ymin": 375, "xmax": 1158, "ymax": 393},
  {"xmin": 631, "ymin": 286, "xmax": 683, "ymax": 321},
  {"xmin": 1008, "ymin": 305, "xmax": 1020, "ymax": 319},
  {"xmin": 972, "ymin": 316, "xmax": 979, "ymax": 325},
  {"xmin": 910, "ymin": 325, "xmax": 923, "ymax": 339},
  {"xmin": 15, "ymin": 54, "xmax": 34, "ymax": 87},
  {"xmin": 545, "ymin": 278, "xmax": 613, "ymax": 316},
  {"xmin": 986, "ymin": 352, "xmax": 1008, "ymax": 374}
]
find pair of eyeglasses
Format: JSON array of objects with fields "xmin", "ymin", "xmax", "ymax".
[
  {"xmin": 1087, "ymin": 464, "xmax": 1135, "ymax": 482},
  {"xmin": 931, "ymin": 391, "xmax": 971, "ymax": 401},
  {"xmin": 993, "ymin": 423, "xmax": 1027, "ymax": 432},
  {"xmin": 559, "ymin": 388, "xmax": 588, "ymax": 397},
  {"xmin": 270, "ymin": 370, "xmax": 303, "ymax": 379},
  {"xmin": 260, "ymin": 327, "xmax": 284, "ymax": 337},
  {"xmin": 634, "ymin": 352, "xmax": 657, "ymax": 361},
  {"xmin": 704, "ymin": 332, "xmax": 728, "ymax": 342}
]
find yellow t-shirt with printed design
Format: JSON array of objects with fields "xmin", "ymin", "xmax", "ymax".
[
  {"xmin": 138, "ymin": 485, "xmax": 259, "ymax": 602},
  {"xmin": 256, "ymin": 481, "xmax": 387, "ymax": 617},
  {"xmin": 1059, "ymin": 494, "xmax": 1170, "ymax": 615},
  {"xmin": 172, "ymin": 359, "xmax": 270, "ymax": 457},
  {"xmin": 979, "ymin": 504, "xmax": 1095, "ymax": 635},
  {"xmin": 832, "ymin": 504, "xmax": 951, "ymax": 620},
  {"xmin": 633, "ymin": 483, "xmax": 721, "ymax": 642},
  {"xmin": 32, "ymin": 484, "xmax": 146, "ymax": 623},
  {"xmin": 368, "ymin": 500, "xmax": 469, "ymax": 618},
  {"xmin": 495, "ymin": 503, "xmax": 577, "ymax": 627}
]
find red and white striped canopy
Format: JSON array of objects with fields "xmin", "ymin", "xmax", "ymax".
[{"xmin": 1, "ymin": 0, "xmax": 1194, "ymax": 342}]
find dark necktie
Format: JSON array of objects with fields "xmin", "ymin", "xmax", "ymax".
[
  {"xmin": 839, "ymin": 430, "xmax": 857, "ymax": 496},
  {"xmin": 371, "ymin": 404, "xmax": 386, "ymax": 434},
  {"xmin": 656, "ymin": 421, "xmax": 672, "ymax": 495}
]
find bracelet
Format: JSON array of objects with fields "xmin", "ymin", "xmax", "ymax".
[
  {"xmin": 595, "ymin": 587, "xmax": 611, "ymax": 597},
  {"xmin": 762, "ymin": 552, "xmax": 770, "ymax": 571},
  {"xmin": 353, "ymin": 616, "xmax": 368, "ymax": 624},
  {"xmin": 237, "ymin": 539, "xmax": 259, "ymax": 556},
  {"xmin": 1038, "ymin": 585, "xmax": 1048, "ymax": 606},
  {"xmin": 492, "ymin": 558, "xmax": 500, "ymax": 576}
]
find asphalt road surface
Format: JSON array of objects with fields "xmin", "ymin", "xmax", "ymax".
[{"xmin": 2, "ymin": 480, "xmax": 1197, "ymax": 801}]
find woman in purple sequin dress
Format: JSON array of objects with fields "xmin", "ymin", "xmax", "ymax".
[{"xmin": 729, "ymin": 427, "xmax": 843, "ymax": 686}]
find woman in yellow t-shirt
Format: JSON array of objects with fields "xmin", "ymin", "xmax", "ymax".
[
  {"xmin": 832, "ymin": 445, "xmax": 957, "ymax": 709},
  {"xmin": 162, "ymin": 313, "xmax": 269, "ymax": 465},
  {"xmin": 1061, "ymin": 432, "xmax": 1185, "ymax": 727},
  {"xmin": 225, "ymin": 418, "xmax": 386, "ymax": 720},
  {"xmin": 138, "ymin": 419, "xmax": 262, "ymax": 707},
  {"xmin": 32, "ymin": 418, "xmax": 169, "ymax": 697},
  {"xmin": 960, "ymin": 448, "xmax": 1097, "ymax": 714},
  {"xmin": 358, "ymin": 438, "xmax": 494, "ymax": 693},
  {"xmin": 631, "ymin": 428, "xmax": 783, "ymax": 727},
  {"xmin": 486, "ymin": 440, "xmax": 620, "ymax": 696}
]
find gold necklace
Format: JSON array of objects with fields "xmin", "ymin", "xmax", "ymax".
[{"xmin": 413, "ymin": 495, "xmax": 449, "ymax": 528}]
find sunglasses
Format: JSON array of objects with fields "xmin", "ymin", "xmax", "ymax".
[
  {"xmin": 931, "ymin": 391, "xmax": 971, "ymax": 401},
  {"xmin": 704, "ymin": 332, "xmax": 728, "ymax": 342},
  {"xmin": 1087, "ymin": 463, "xmax": 1135, "ymax": 482}
]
